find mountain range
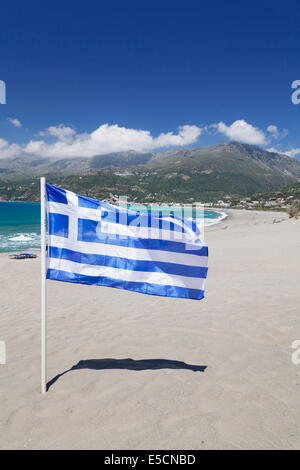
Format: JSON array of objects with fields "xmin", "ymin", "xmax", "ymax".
[{"xmin": 1, "ymin": 142, "xmax": 300, "ymax": 202}]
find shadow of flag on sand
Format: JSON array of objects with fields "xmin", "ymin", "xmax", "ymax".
[{"xmin": 47, "ymin": 358, "xmax": 207, "ymax": 391}]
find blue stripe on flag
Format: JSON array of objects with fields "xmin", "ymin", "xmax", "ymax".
[{"xmin": 47, "ymin": 268, "xmax": 205, "ymax": 300}]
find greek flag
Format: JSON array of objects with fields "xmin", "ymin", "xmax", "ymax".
[{"xmin": 46, "ymin": 184, "xmax": 208, "ymax": 300}]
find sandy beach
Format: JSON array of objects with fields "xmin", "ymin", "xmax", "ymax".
[{"xmin": 0, "ymin": 208, "xmax": 299, "ymax": 450}]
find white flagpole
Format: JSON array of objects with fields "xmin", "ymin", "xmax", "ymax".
[{"xmin": 40, "ymin": 177, "xmax": 47, "ymax": 394}]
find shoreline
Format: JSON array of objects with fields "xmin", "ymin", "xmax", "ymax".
[
  {"xmin": 203, "ymin": 209, "xmax": 228, "ymax": 226},
  {"xmin": 0, "ymin": 198, "xmax": 290, "ymax": 212},
  {"xmin": 0, "ymin": 200, "xmax": 40, "ymax": 204}
]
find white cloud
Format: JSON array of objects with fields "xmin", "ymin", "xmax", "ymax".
[
  {"xmin": 22, "ymin": 123, "xmax": 202, "ymax": 158},
  {"xmin": 266, "ymin": 147, "xmax": 300, "ymax": 158},
  {"xmin": 8, "ymin": 118, "xmax": 22, "ymax": 128},
  {"xmin": 283, "ymin": 148, "xmax": 300, "ymax": 158},
  {"xmin": 266, "ymin": 125, "xmax": 288, "ymax": 139},
  {"xmin": 0, "ymin": 119, "xmax": 297, "ymax": 161},
  {"xmin": 39, "ymin": 124, "xmax": 76, "ymax": 141},
  {"xmin": 213, "ymin": 119, "xmax": 267, "ymax": 145},
  {"xmin": 152, "ymin": 125, "xmax": 201, "ymax": 147},
  {"xmin": 0, "ymin": 138, "xmax": 22, "ymax": 158},
  {"xmin": 267, "ymin": 125, "xmax": 279, "ymax": 139},
  {"xmin": 25, "ymin": 140, "xmax": 46, "ymax": 154},
  {"xmin": 0, "ymin": 138, "xmax": 8, "ymax": 149},
  {"xmin": 266, "ymin": 147, "xmax": 281, "ymax": 153},
  {"xmin": 0, "ymin": 123, "xmax": 202, "ymax": 159}
]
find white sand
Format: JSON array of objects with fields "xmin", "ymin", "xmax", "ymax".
[{"xmin": 0, "ymin": 209, "xmax": 299, "ymax": 449}]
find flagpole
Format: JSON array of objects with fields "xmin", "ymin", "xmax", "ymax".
[{"xmin": 40, "ymin": 177, "xmax": 47, "ymax": 394}]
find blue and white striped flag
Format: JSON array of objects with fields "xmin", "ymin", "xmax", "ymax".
[{"xmin": 46, "ymin": 184, "xmax": 208, "ymax": 300}]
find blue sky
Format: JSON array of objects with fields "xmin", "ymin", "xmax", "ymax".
[{"xmin": 0, "ymin": 0, "xmax": 300, "ymax": 159}]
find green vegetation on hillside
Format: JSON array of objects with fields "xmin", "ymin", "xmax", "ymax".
[{"xmin": 0, "ymin": 167, "xmax": 295, "ymax": 204}]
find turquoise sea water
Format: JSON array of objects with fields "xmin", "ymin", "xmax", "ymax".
[{"xmin": 0, "ymin": 201, "xmax": 226, "ymax": 253}]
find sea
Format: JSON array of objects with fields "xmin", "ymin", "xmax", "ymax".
[{"xmin": 0, "ymin": 201, "xmax": 227, "ymax": 253}]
